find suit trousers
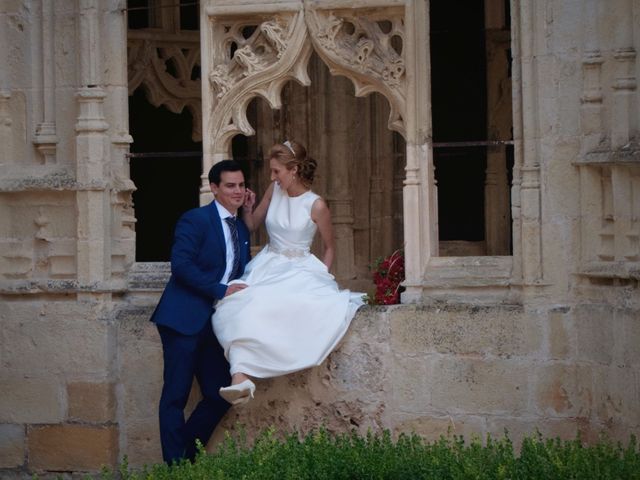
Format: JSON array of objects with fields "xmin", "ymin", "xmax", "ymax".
[{"xmin": 157, "ymin": 321, "xmax": 231, "ymax": 463}]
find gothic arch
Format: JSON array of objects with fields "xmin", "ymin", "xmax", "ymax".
[
  {"xmin": 203, "ymin": 3, "xmax": 407, "ymax": 167},
  {"xmin": 128, "ymin": 38, "xmax": 203, "ymax": 141}
]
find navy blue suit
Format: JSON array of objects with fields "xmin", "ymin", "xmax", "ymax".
[{"xmin": 151, "ymin": 201, "xmax": 250, "ymax": 463}]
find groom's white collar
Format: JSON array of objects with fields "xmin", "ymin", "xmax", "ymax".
[{"xmin": 214, "ymin": 200, "xmax": 235, "ymax": 220}]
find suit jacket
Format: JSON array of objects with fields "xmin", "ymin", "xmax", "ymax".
[{"xmin": 151, "ymin": 201, "xmax": 251, "ymax": 335}]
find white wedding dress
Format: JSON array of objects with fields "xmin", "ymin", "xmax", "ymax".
[{"xmin": 212, "ymin": 182, "xmax": 364, "ymax": 378}]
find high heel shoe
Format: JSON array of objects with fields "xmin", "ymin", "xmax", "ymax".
[{"xmin": 219, "ymin": 379, "xmax": 256, "ymax": 405}]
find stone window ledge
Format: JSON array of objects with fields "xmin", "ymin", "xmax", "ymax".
[{"xmin": 423, "ymin": 256, "xmax": 513, "ymax": 288}]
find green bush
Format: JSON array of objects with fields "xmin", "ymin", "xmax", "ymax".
[{"xmin": 105, "ymin": 428, "xmax": 640, "ymax": 480}]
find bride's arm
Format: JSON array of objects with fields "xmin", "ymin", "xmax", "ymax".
[
  {"xmin": 311, "ymin": 197, "xmax": 335, "ymax": 269},
  {"xmin": 241, "ymin": 182, "xmax": 274, "ymax": 232}
]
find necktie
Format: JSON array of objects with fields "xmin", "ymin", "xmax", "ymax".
[{"xmin": 225, "ymin": 216, "xmax": 241, "ymax": 281}]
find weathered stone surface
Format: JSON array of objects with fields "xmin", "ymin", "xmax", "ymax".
[
  {"xmin": 0, "ymin": 424, "xmax": 25, "ymax": 469},
  {"xmin": 389, "ymin": 355, "xmax": 433, "ymax": 414},
  {"xmin": 0, "ymin": 377, "xmax": 63, "ymax": 423},
  {"xmin": 591, "ymin": 365, "xmax": 640, "ymax": 426},
  {"xmin": 67, "ymin": 382, "xmax": 116, "ymax": 423},
  {"xmin": 619, "ymin": 308, "xmax": 640, "ymax": 366},
  {"xmin": 533, "ymin": 364, "xmax": 592, "ymax": 417},
  {"xmin": 430, "ymin": 357, "xmax": 530, "ymax": 415},
  {"xmin": 575, "ymin": 304, "xmax": 615, "ymax": 365},
  {"xmin": 121, "ymin": 420, "xmax": 162, "ymax": 469},
  {"xmin": 547, "ymin": 307, "xmax": 573, "ymax": 359},
  {"xmin": 389, "ymin": 304, "xmax": 540, "ymax": 358},
  {"xmin": 0, "ymin": 302, "xmax": 113, "ymax": 377},
  {"xmin": 28, "ymin": 425, "xmax": 118, "ymax": 472}
]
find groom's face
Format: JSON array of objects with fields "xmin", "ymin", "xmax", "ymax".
[{"xmin": 210, "ymin": 170, "xmax": 246, "ymax": 214}]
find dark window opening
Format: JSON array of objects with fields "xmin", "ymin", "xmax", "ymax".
[
  {"xmin": 127, "ymin": 0, "xmax": 150, "ymax": 30},
  {"xmin": 430, "ymin": 0, "xmax": 513, "ymax": 256},
  {"xmin": 180, "ymin": 1, "xmax": 199, "ymax": 31},
  {"xmin": 128, "ymin": 88, "xmax": 202, "ymax": 261}
]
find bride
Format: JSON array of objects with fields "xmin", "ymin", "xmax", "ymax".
[{"xmin": 211, "ymin": 140, "xmax": 364, "ymax": 405}]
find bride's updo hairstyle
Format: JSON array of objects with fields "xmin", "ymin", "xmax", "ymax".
[{"xmin": 269, "ymin": 140, "xmax": 317, "ymax": 188}]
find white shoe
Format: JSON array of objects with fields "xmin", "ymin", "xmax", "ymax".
[{"xmin": 219, "ymin": 379, "xmax": 256, "ymax": 405}]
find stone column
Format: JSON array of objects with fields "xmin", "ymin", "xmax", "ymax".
[
  {"xmin": 107, "ymin": 0, "xmax": 135, "ymax": 275},
  {"xmin": 511, "ymin": 0, "xmax": 543, "ymax": 284},
  {"xmin": 0, "ymin": 6, "xmax": 11, "ymax": 169},
  {"xmin": 75, "ymin": 0, "xmax": 111, "ymax": 301},
  {"xmin": 402, "ymin": 0, "xmax": 434, "ymax": 302},
  {"xmin": 33, "ymin": 0, "xmax": 58, "ymax": 164}
]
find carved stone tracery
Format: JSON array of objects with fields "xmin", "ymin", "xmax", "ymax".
[
  {"xmin": 306, "ymin": 9, "xmax": 406, "ymax": 136},
  {"xmin": 205, "ymin": 5, "xmax": 407, "ymax": 159},
  {"xmin": 127, "ymin": 39, "xmax": 202, "ymax": 141},
  {"xmin": 205, "ymin": 10, "xmax": 312, "ymax": 162}
]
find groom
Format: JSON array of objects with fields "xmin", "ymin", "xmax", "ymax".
[{"xmin": 151, "ymin": 160, "xmax": 251, "ymax": 464}]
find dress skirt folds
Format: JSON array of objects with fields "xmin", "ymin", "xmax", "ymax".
[{"xmin": 212, "ymin": 183, "xmax": 364, "ymax": 378}]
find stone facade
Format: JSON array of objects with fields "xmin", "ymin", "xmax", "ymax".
[{"xmin": 0, "ymin": 0, "xmax": 639, "ymax": 477}]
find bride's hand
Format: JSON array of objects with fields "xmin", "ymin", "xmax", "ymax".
[
  {"xmin": 225, "ymin": 283, "xmax": 248, "ymax": 296},
  {"xmin": 243, "ymin": 189, "xmax": 256, "ymax": 212}
]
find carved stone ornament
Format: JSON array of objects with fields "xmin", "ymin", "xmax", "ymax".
[
  {"xmin": 207, "ymin": 11, "xmax": 312, "ymax": 153},
  {"xmin": 206, "ymin": 3, "xmax": 407, "ymax": 155},
  {"xmin": 128, "ymin": 39, "xmax": 203, "ymax": 142},
  {"xmin": 305, "ymin": 6, "xmax": 406, "ymax": 137}
]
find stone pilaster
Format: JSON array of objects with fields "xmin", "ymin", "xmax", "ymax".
[
  {"xmin": 33, "ymin": 0, "xmax": 58, "ymax": 164},
  {"xmin": 402, "ymin": 0, "xmax": 433, "ymax": 302},
  {"xmin": 75, "ymin": 0, "xmax": 111, "ymax": 301},
  {"xmin": 511, "ymin": 0, "xmax": 544, "ymax": 285}
]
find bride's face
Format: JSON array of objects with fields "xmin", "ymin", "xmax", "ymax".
[{"xmin": 270, "ymin": 158, "xmax": 297, "ymax": 190}]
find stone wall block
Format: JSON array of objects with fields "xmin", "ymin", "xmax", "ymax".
[
  {"xmin": 390, "ymin": 304, "xmax": 538, "ymax": 358},
  {"xmin": 533, "ymin": 364, "xmax": 592, "ymax": 417},
  {"xmin": 67, "ymin": 382, "xmax": 116, "ymax": 423},
  {"xmin": 28, "ymin": 424, "xmax": 118, "ymax": 472},
  {"xmin": 430, "ymin": 357, "xmax": 530, "ymax": 415},
  {"xmin": 327, "ymin": 310, "xmax": 391, "ymax": 397},
  {"xmin": 117, "ymin": 313, "xmax": 163, "ymax": 446},
  {"xmin": 327, "ymin": 342, "xmax": 387, "ymax": 395},
  {"xmin": 389, "ymin": 355, "xmax": 433, "ymax": 414},
  {"xmin": 1, "ymin": 311, "xmax": 113, "ymax": 377},
  {"xmin": 121, "ymin": 420, "xmax": 161, "ymax": 469},
  {"xmin": 0, "ymin": 424, "xmax": 25, "ymax": 469},
  {"xmin": 591, "ymin": 365, "xmax": 640, "ymax": 426},
  {"xmin": 54, "ymin": 4, "xmax": 80, "ymax": 90},
  {"xmin": 575, "ymin": 304, "xmax": 615, "ymax": 364},
  {"xmin": 0, "ymin": 377, "xmax": 64, "ymax": 423},
  {"xmin": 117, "ymin": 316, "xmax": 162, "ymax": 385},
  {"xmin": 618, "ymin": 309, "xmax": 640, "ymax": 366},
  {"xmin": 547, "ymin": 308, "xmax": 573, "ymax": 359}
]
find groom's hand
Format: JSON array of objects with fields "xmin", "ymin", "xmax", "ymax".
[{"xmin": 225, "ymin": 283, "xmax": 248, "ymax": 296}]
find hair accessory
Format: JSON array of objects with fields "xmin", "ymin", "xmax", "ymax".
[{"xmin": 283, "ymin": 140, "xmax": 296, "ymax": 157}]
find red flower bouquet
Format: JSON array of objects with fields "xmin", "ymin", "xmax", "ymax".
[{"xmin": 371, "ymin": 249, "xmax": 405, "ymax": 305}]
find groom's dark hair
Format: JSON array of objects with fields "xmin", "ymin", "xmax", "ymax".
[{"xmin": 208, "ymin": 159, "xmax": 243, "ymax": 185}]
